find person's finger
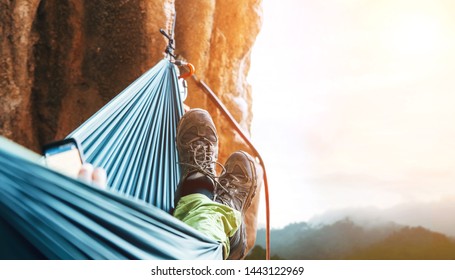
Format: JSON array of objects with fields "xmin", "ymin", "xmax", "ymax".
[
  {"xmin": 92, "ymin": 167, "xmax": 107, "ymax": 189},
  {"xmin": 78, "ymin": 163, "xmax": 94, "ymax": 183}
]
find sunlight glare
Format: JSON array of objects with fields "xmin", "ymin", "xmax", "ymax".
[{"xmin": 382, "ymin": 13, "xmax": 445, "ymax": 56}]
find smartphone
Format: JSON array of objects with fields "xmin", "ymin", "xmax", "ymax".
[{"xmin": 42, "ymin": 138, "xmax": 84, "ymax": 178}]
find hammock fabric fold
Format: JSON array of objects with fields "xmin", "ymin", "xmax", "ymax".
[
  {"xmin": 0, "ymin": 59, "xmax": 223, "ymax": 259},
  {"xmin": 68, "ymin": 59, "xmax": 184, "ymax": 213}
]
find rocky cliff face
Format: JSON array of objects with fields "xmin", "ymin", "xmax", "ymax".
[
  {"xmin": 0, "ymin": 0, "xmax": 261, "ymax": 151},
  {"xmin": 0, "ymin": 0, "xmax": 263, "ymax": 256}
]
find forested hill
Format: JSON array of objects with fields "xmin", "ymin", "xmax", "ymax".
[
  {"xmin": 347, "ymin": 226, "xmax": 455, "ymax": 259},
  {"xmin": 247, "ymin": 219, "xmax": 455, "ymax": 260}
]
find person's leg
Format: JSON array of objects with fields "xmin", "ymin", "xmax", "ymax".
[
  {"xmin": 174, "ymin": 108, "xmax": 241, "ymax": 257},
  {"xmin": 173, "ymin": 150, "xmax": 260, "ymax": 259},
  {"xmin": 173, "ymin": 193, "xmax": 241, "ymax": 257},
  {"xmin": 173, "ymin": 109, "xmax": 259, "ymax": 259},
  {"xmin": 214, "ymin": 150, "xmax": 260, "ymax": 260}
]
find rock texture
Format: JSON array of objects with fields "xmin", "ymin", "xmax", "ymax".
[
  {"xmin": 0, "ymin": 0, "xmax": 263, "ymax": 257},
  {"xmin": 0, "ymin": 0, "xmax": 42, "ymax": 150}
]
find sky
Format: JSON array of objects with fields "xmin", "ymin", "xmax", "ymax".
[{"xmin": 248, "ymin": 0, "xmax": 455, "ymax": 229}]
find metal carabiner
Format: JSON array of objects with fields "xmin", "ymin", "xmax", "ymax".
[{"xmin": 173, "ymin": 60, "xmax": 195, "ymax": 79}]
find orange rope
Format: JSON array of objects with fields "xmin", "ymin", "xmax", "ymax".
[{"xmin": 193, "ymin": 77, "xmax": 271, "ymax": 260}]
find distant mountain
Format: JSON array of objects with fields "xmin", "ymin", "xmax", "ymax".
[
  {"xmin": 246, "ymin": 245, "xmax": 283, "ymax": 260},
  {"xmin": 248, "ymin": 219, "xmax": 455, "ymax": 260},
  {"xmin": 347, "ymin": 226, "xmax": 455, "ymax": 260},
  {"xmin": 251, "ymin": 219, "xmax": 400, "ymax": 259},
  {"xmin": 309, "ymin": 198, "xmax": 455, "ymax": 237}
]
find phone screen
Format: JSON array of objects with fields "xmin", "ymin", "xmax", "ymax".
[{"xmin": 44, "ymin": 142, "xmax": 83, "ymax": 177}]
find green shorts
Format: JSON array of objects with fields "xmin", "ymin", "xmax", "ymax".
[{"xmin": 173, "ymin": 193, "xmax": 241, "ymax": 258}]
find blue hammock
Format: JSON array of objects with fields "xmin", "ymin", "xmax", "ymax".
[
  {"xmin": 68, "ymin": 59, "xmax": 183, "ymax": 212},
  {"xmin": 0, "ymin": 59, "xmax": 223, "ymax": 259}
]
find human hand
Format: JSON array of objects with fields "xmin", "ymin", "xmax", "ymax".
[{"xmin": 78, "ymin": 163, "xmax": 107, "ymax": 189}]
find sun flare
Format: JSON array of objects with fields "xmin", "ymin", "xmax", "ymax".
[{"xmin": 382, "ymin": 13, "xmax": 445, "ymax": 56}]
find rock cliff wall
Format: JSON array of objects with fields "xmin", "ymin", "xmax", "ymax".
[{"xmin": 0, "ymin": 0, "xmax": 262, "ymax": 152}]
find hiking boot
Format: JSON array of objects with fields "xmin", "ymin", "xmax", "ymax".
[
  {"xmin": 215, "ymin": 150, "xmax": 259, "ymax": 259},
  {"xmin": 215, "ymin": 151, "xmax": 258, "ymax": 212},
  {"xmin": 174, "ymin": 109, "xmax": 219, "ymax": 204}
]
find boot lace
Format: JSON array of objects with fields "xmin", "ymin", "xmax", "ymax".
[
  {"xmin": 178, "ymin": 139, "xmax": 226, "ymax": 187},
  {"xmin": 214, "ymin": 173, "xmax": 250, "ymax": 210}
]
